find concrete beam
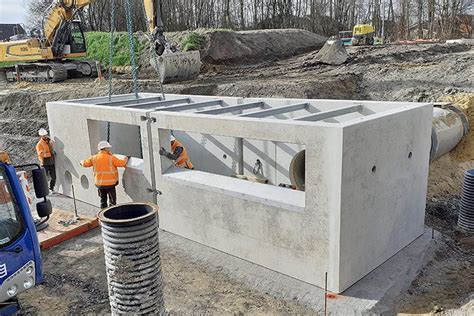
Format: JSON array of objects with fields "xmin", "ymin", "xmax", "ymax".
[
  {"xmin": 123, "ymin": 98, "xmax": 191, "ymax": 109},
  {"xmin": 155, "ymin": 100, "xmax": 224, "ymax": 112},
  {"xmin": 294, "ymin": 105, "xmax": 363, "ymax": 122},
  {"xmin": 196, "ymin": 102, "xmax": 265, "ymax": 115},
  {"xmin": 97, "ymin": 96, "xmax": 163, "ymax": 106},
  {"xmin": 239, "ymin": 103, "xmax": 309, "ymax": 118}
]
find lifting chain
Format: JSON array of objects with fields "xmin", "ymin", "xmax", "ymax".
[
  {"xmin": 123, "ymin": 0, "xmax": 139, "ymax": 101},
  {"xmin": 107, "ymin": 0, "xmax": 117, "ymax": 142},
  {"xmin": 108, "ymin": 0, "xmax": 116, "ymax": 102},
  {"xmin": 106, "ymin": 0, "xmax": 145, "ymax": 154},
  {"xmin": 123, "ymin": 0, "xmax": 143, "ymax": 156}
]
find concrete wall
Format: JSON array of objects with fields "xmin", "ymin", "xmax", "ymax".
[
  {"xmin": 46, "ymin": 94, "xmax": 432, "ymax": 293},
  {"xmin": 338, "ymin": 106, "xmax": 432, "ymax": 291}
]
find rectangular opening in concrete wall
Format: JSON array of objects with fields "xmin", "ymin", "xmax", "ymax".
[
  {"xmin": 87, "ymin": 120, "xmax": 143, "ymax": 159},
  {"xmin": 160, "ymin": 130, "xmax": 306, "ymax": 211}
]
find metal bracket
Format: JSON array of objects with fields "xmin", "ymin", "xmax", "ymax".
[
  {"xmin": 147, "ymin": 188, "xmax": 162, "ymax": 195},
  {"xmin": 140, "ymin": 116, "xmax": 156, "ymax": 123}
]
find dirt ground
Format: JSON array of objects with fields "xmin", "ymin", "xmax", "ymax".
[
  {"xmin": 18, "ymin": 228, "xmax": 312, "ymax": 314},
  {"xmin": 1, "ymin": 36, "xmax": 474, "ymax": 314}
]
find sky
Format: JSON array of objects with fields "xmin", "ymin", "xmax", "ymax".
[{"xmin": 0, "ymin": 0, "xmax": 30, "ymax": 25}]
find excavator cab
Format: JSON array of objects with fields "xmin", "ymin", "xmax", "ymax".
[
  {"xmin": 68, "ymin": 21, "xmax": 87, "ymax": 55},
  {"xmin": 53, "ymin": 20, "xmax": 87, "ymax": 58},
  {"xmin": 351, "ymin": 24, "xmax": 376, "ymax": 46}
]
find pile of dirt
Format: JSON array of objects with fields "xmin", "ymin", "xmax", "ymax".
[
  {"xmin": 201, "ymin": 29, "xmax": 326, "ymax": 65},
  {"xmin": 137, "ymin": 29, "xmax": 327, "ymax": 78},
  {"xmin": 303, "ymin": 38, "xmax": 349, "ymax": 66}
]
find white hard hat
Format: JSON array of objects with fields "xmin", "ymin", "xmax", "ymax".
[
  {"xmin": 170, "ymin": 135, "xmax": 176, "ymax": 141},
  {"xmin": 38, "ymin": 128, "xmax": 48, "ymax": 136},
  {"xmin": 98, "ymin": 140, "xmax": 112, "ymax": 150}
]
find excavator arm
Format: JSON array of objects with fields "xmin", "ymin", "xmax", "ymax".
[
  {"xmin": 143, "ymin": 0, "xmax": 167, "ymax": 55},
  {"xmin": 43, "ymin": 0, "xmax": 94, "ymax": 44}
]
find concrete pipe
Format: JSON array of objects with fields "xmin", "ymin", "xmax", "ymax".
[
  {"xmin": 289, "ymin": 150, "xmax": 305, "ymax": 191},
  {"xmin": 430, "ymin": 105, "xmax": 469, "ymax": 161},
  {"xmin": 98, "ymin": 203, "xmax": 164, "ymax": 315}
]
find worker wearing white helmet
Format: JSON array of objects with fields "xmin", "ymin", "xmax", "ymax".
[
  {"xmin": 80, "ymin": 141, "xmax": 129, "ymax": 209},
  {"xmin": 159, "ymin": 134, "xmax": 194, "ymax": 169},
  {"xmin": 35, "ymin": 128, "xmax": 56, "ymax": 191}
]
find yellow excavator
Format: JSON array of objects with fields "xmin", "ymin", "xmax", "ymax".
[{"xmin": 0, "ymin": 0, "xmax": 200, "ymax": 83}]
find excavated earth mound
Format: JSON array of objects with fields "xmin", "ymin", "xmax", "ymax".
[
  {"xmin": 138, "ymin": 29, "xmax": 327, "ymax": 78},
  {"xmin": 200, "ymin": 29, "xmax": 326, "ymax": 64}
]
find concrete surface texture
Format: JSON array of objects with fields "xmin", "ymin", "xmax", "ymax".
[{"xmin": 46, "ymin": 93, "xmax": 433, "ymax": 293}]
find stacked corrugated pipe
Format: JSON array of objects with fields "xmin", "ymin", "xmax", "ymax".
[
  {"xmin": 98, "ymin": 203, "xmax": 165, "ymax": 315},
  {"xmin": 459, "ymin": 170, "xmax": 474, "ymax": 232}
]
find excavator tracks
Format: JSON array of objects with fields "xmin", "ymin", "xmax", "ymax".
[
  {"xmin": 0, "ymin": 60, "xmax": 98, "ymax": 83},
  {"xmin": 1, "ymin": 63, "xmax": 68, "ymax": 83}
]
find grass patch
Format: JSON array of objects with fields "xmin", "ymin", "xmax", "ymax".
[
  {"xmin": 0, "ymin": 32, "xmax": 146, "ymax": 68},
  {"xmin": 180, "ymin": 32, "xmax": 204, "ymax": 51},
  {"xmin": 0, "ymin": 61, "xmax": 18, "ymax": 68},
  {"xmin": 85, "ymin": 32, "xmax": 146, "ymax": 67}
]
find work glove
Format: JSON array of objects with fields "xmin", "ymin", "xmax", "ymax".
[{"xmin": 159, "ymin": 147, "xmax": 167, "ymax": 156}]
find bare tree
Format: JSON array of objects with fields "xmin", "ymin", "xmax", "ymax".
[{"xmin": 26, "ymin": 0, "xmax": 472, "ymax": 40}]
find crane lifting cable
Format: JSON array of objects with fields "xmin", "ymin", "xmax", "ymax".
[{"xmin": 123, "ymin": 0, "xmax": 140, "ymax": 101}]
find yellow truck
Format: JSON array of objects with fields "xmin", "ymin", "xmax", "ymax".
[{"xmin": 351, "ymin": 24, "xmax": 376, "ymax": 46}]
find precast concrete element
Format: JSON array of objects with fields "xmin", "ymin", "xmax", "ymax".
[
  {"xmin": 99, "ymin": 203, "xmax": 165, "ymax": 315},
  {"xmin": 430, "ymin": 104, "xmax": 469, "ymax": 160},
  {"xmin": 47, "ymin": 93, "xmax": 433, "ymax": 293}
]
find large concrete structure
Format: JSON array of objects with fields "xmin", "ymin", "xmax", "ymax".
[{"xmin": 46, "ymin": 93, "xmax": 433, "ymax": 293}]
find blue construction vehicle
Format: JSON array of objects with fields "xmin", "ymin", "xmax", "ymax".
[{"xmin": 0, "ymin": 152, "xmax": 52, "ymax": 315}]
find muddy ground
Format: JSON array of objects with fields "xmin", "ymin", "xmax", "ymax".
[{"xmin": 1, "ymin": 38, "xmax": 473, "ymax": 314}]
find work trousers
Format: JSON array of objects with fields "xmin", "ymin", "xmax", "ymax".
[
  {"xmin": 98, "ymin": 187, "xmax": 117, "ymax": 209},
  {"xmin": 43, "ymin": 165, "xmax": 56, "ymax": 191}
]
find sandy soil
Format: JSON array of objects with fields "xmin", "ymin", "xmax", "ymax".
[
  {"xmin": 18, "ymin": 229, "xmax": 312, "ymax": 315},
  {"xmin": 1, "ymin": 38, "xmax": 474, "ymax": 314}
]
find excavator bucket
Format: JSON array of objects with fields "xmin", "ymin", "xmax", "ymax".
[
  {"xmin": 151, "ymin": 50, "xmax": 201, "ymax": 83},
  {"xmin": 308, "ymin": 38, "xmax": 349, "ymax": 66}
]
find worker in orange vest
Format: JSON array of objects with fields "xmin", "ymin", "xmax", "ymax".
[
  {"xmin": 159, "ymin": 135, "xmax": 194, "ymax": 169},
  {"xmin": 80, "ymin": 141, "xmax": 129, "ymax": 209},
  {"xmin": 36, "ymin": 128, "xmax": 56, "ymax": 191}
]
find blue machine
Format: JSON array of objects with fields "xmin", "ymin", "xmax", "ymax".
[{"xmin": 0, "ymin": 158, "xmax": 51, "ymax": 315}]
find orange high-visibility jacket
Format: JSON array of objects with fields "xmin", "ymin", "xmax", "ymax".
[
  {"xmin": 171, "ymin": 139, "xmax": 194, "ymax": 169},
  {"xmin": 36, "ymin": 138, "xmax": 53, "ymax": 165},
  {"xmin": 81, "ymin": 150, "xmax": 128, "ymax": 187}
]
